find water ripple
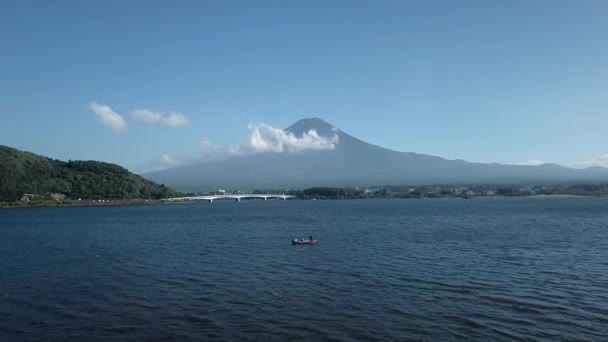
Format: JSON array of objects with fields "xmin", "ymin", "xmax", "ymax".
[{"xmin": 1, "ymin": 199, "xmax": 608, "ymax": 340}]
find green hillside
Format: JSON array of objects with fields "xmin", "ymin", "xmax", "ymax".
[{"xmin": 0, "ymin": 145, "xmax": 181, "ymax": 202}]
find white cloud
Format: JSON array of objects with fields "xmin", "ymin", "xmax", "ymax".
[
  {"xmin": 88, "ymin": 102, "xmax": 128, "ymax": 133},
  {"xmin": 161, "ymin": 154, "xmax": 175, "ymax": 165},
  {"xmin": 526, "ymin": 159, "xmax": 546, "ymax": 166},
  {"xmin": 154, "ymin": 122, "xmax": 340, "ymax": 168},
  {"xmin": 246, "ymin": 123, "xmax": 339, "ymax": 153},
  {"xmin": 199, "ymin": 140, "xmax": 242, "ymax": 160},
  {"xmin": 132, "ymin": 109, "xmax": 191, "ymax": 127},
  {"xmin": 157, "ymin": 141, "xmax": 237, "ymax": 168},
  {"xmin": 155, "ymin": 153, "xmax": 182, "ymax": 168},
  {"xmin": 132, "ymin": 109, "xmax": 163, "ymax": 124},
  {"xmin": 165, "ymin": 112, "xmax": 191, "ymax": 127},
  {"xmin": 569, "ymin": 154, "xmax": 608, "ymax": 169}
]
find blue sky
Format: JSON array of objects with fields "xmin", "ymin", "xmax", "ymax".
[{"xmin": 1, "ymin": 0, "xmax": 607, "ymax": 172}]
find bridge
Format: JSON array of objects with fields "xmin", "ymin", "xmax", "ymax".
[{"xmin": 162, "ymin": 194, "xmax": 297, "ymax": 203}]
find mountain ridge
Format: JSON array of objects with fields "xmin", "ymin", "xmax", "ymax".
[{"xmin": 144, "ymin": 118, "xmax": 608, "ymax": 191}]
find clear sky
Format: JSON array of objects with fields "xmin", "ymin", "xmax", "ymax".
[{"xmin": 1, "ymin": 0, "xmax": 607, "ymax": 172}]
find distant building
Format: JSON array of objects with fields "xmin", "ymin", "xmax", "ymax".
[
  {"xmin": 51, "ymin": 193, "xmax": 66, "ymax": 201},
  {"xmin": 20, "ymin": 194, "xmax": 35, "ymax": 202}
]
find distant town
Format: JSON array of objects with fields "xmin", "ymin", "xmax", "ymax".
[{"xmin": 185, "ymin": 183, "xmax": 608, "ymax": 200}]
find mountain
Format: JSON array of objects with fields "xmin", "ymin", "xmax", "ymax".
[
  {"xmin": 0, "ymin": 145, "xmax": 180, "ymax": 202},
  {"xmin": 143, "ymin": 118, "xmax": 608, "ymax": 191}
]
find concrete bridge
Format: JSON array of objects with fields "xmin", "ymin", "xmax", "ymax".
[{"xmin": 163, "ymin": 194, "xmax": 297, "ymax": 203}]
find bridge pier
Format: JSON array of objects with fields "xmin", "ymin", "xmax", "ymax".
[
  {"xmin": 235, "ymin": 198, "xmax": 240, "ymax": 202},
  {"xmin": 208, "ymin": 199, "xmax": 213, "ymax": 203},
  {"xmin": 263, "ymin": 197, "xmax": 267, "ymax": 201}
]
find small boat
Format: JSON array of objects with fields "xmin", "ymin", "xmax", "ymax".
[{"xmin": 292, "ymin": 239, "xmax": 317, "ymax": 245}]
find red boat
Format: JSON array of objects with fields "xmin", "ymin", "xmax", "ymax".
[{"xmin": 292, "ymin": 239, "xmax": 317, "ymax": 245}]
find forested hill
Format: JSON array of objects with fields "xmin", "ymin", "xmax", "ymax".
[{"xmin": 0, "ymin": 145, "xmax": 180, "ymax": 202}]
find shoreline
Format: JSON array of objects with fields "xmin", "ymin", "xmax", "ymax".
[
  {"xmin": 0, "ymin": 199, "xmax": 163, "ymax": 209},
  {"xmin": 527, "ymin": 194, "xmax": 590, "ymax": 199},
  {"xmin": 2, "ymin": 195, "xmax": 602, "ymax": 208}
]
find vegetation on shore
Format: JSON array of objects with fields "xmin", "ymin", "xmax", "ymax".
[
  {"xmin": 0, "ymin": 198, "xmax": 163, "ymax": 208},
  {"xmin": 0, "ymin": 145, "xmax": 181, "ymax": 204},
  {"xmin": 250, "ymin": 184, "xmax": 608, "ymax": 200},
  {"xmin": 3, "ymin": 145, "xmax": 606, "ymax": 207}
]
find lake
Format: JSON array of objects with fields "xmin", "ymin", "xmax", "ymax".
[{"xmin": 1, "ymin": 198, "xmax": 607, "ymax": 341}]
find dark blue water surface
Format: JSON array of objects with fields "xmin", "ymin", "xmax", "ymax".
[{"xmin": 1, "ymin": 198, "xmax": 608, "ymax": 341}]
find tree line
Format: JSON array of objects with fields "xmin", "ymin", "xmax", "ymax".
[
  {"xmin": 276, "ymin": 184, "xmax": 608, "ymax": 199},
  {"xmin": 0, "ymin": 145, "xmax": 180, "ymax": 202}
]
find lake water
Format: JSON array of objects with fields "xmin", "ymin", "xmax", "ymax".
[{"xmin": 1, "ymin": 198, "xmax": 608, "ymax": 341}]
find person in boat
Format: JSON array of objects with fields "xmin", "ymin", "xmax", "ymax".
[{"xmin": 309, "ymin": 235, "xmax": 313, "ymax": 241}]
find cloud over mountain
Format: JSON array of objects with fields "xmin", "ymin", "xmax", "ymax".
[
  {"xmin": 247, "ymin": 122, "xmax": 339, "ymax": 153},
  {"xmin": 571, "ymin": 154, "xmax": 608, "ymax": 168},
  {"xmin": 157, "ymin": 122, "xmax": 339, "ymax": 168},
  {"xmin": 88, "ymin": 102, "xmax": 128, "ymax": 133},
  {"xmin": 526, "ymin": 159, "xmax": 546, "ymax": 166}
]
